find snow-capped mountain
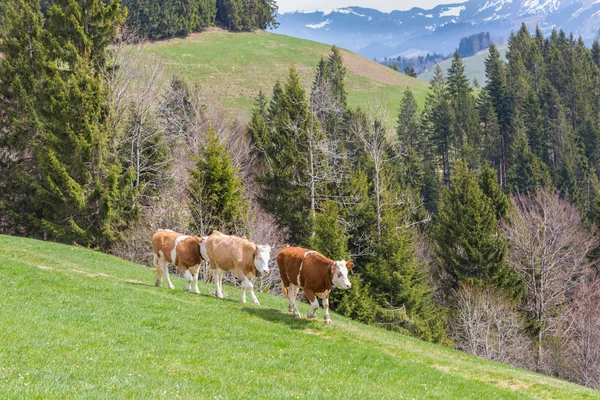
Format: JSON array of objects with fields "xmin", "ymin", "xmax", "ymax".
[{"xmin": 273, "ymin": 0, "xmax": 600, "ymax": 59}]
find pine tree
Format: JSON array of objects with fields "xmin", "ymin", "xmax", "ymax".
[
  {"xmin": 363, "ymin": 193, "xmax": 447, "ymax": 343},
  {"xmin": 404, "ymin": 65, "xmax": 417, "ymax": 78},
  {"xmin": 257, "ymin": 65, "xmax": 313, "ymax": 244},
  {"xmin": 0, "ymin": 0, "xmax": 48, "ymax": 233},
  {"xmin": 308, "ymin": 200, "xmax": 348, "ymax": 260},
  {"xmin": 187, "ymin": 124, "xmax": 248, "ymax": 235},
  {"xmin": 447, "ymin": 50, "xmax": 480, "ymax": 168},
  {"xmin": 506, "ymin": 122, "xmax": 550, "ymax": 194},
  {"xmin": 484, "ymin": 43, "xmax": 515, "ymax": 186},
  {"xmin": 2, "ymin": 0, "xmax": 135, "ymax": 248},
  {"xmin": 479, "ymin": 163, "xmax": 509, "ymax": 221},
  {"xmin": 435, "ymin": 161, "xmax": 510, "ymax": 292},
  {"xmin": 396, "ymin": 87, "xmax": 421, "ymax": 150},
  {"xmin": 335, "ymin": 274, "xmax": 379, "ymax": 325},
  {"xmin": 425, "ymin": 64, "xmax": 453, "ymax": 187}
]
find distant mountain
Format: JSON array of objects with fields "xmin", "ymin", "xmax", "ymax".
[{"xmin": 273, "ymin": 0, "xmax": 600, "ymax": 59}]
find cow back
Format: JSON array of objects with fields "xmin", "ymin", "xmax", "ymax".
[
  {"xmin": 206, "ymin": 231, "xmax": 256, "ymax": 274},
  {"xmin": 277, "ymin": 247, "xmax": 332, "ymax": 293},
  {"xmin": 152, "ymin": 229, "xmax": 184, "ymax": 264}
]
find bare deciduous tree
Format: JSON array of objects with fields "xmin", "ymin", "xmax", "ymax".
[
  {"xmin": 452, "ymin": 284, "xmax": 532, "ymax": 367},
  {"xmin": 502, "ymin": 189, "xmax": 597, "ymax": 370}
]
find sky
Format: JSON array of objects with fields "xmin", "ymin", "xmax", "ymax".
[{"xmin": 276, "ymin": 0, "xmax": 467, "ymax": 13}]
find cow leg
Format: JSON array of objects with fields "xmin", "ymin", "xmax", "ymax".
[
  {"xmin": 160, "ymin": 258, "xmax": 174, "ymax": 289},
  {"xmin": 306, "ymin": 290, "xmax": 320, "ymax": 319},
  {"xmin": 183, "ymin": 269, "xmax": 192, "ymax": 291},
  {"xmin": 154, "ymin": 254, "xmax": 162, "ymax": 286},
  {"xmin": 190, "ymin": 266, "xmax": 200, "ymax": 294},
  {"xmin": 287, "ymin": 284, "xmax": 301, "ymax": 318},
  {"xmin": 215, "ymin": 269, "xmax": 225, "ymax": 298},
  {"xmin": 323, "ymin": 297, "xmax": 331, "ymax": 324},
  {"xmin": 241, "ymin": 277, "xmax": 259, "ymax": 305}
]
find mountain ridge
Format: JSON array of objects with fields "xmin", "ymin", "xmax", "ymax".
[{"xmin": 273, "ymin": 0, "xmax": 600, "ymax": 58}]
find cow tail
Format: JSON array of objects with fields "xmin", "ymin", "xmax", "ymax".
[{"xmin": 281, "ymin": 284, "xmax": 288, "ymax": 298}]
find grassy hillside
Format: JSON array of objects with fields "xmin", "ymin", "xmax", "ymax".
[
  {"xmin": 2, "ymin": 235, "xmax": 599, "ymax": 399},
  {"xmin": 143, "ymin": 29, "xmax": 429, "ymax": 124},
  {"xmin": 418, "ymin": 45, "xmax": 509, "ymax": 86}
]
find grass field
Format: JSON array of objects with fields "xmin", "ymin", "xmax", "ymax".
[
  {"xmin": 143, "ymin": 28, "xmax": 429, "ymax": 125},
  {"xmin": 1, "ymin": 235, "xmax": 599, "ymax": 399},
  {"xmin": 419, "ymin": 45, "xmax": 509, "ymax": 86}
]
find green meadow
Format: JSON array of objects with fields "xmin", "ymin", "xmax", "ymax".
[
  {"xmin": 143, "ymin": 29, "xmax": 429, "ymax": 125},
  {"xmin": 1, "ymin": 235, "xmax": 598, "ymax": 399}
]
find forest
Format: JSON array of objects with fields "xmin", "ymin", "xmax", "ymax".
[{"xmin": 0, "ymin": 0, "xmax": 599, "ymax": 391}]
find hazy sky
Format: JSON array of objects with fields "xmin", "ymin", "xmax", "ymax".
[{"xmin": 277, "ymin": 0, "xmax": 467, "ymax": 13}]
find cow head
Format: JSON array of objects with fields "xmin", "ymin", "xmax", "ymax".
[
  {"xmin": 254, "ymin": 244, "xmax": 271, "ymax": 275},
  {"xmin": 331, "ymin": 261, "xmax": 354, "ymax": 290}
]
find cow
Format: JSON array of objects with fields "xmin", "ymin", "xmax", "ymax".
[
  {"xmin": 151, "ymin": 229, "xmax": 209, "ymax": 294},
  {"xmin": 205, "ymin": 231, "xmax": 271, "ymax": 305},
  {"xmin": 277, "ymin": 246, "xmax": 354, "ymax": 324}
]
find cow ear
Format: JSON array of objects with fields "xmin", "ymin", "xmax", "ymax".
[{"xmin": 346, "ymin": 262, "xmax": 354, "ymax": 270}]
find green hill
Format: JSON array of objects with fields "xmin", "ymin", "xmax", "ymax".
[
  {"xmin": 143, "ymin": 28, "xmax": 429, "ymax": 124},
  {"xmin": 418, "ymin": 45, "xmax": 509, "ymax": 86},
  {"xmin": 1, "ymin": 235, "xmax": 599, "ymax": 399}
]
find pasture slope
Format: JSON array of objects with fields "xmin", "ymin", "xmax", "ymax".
[
  {"xmin": 418, "ymin": 45, "xmax": 509, "ymax": 86},
  {"xmin": 1, "ymin": 234, "xmax": 599, "ymax": 399},
  {"xmin": 143, "ymin": 28, "xmax": 429, "ymax": 125}
]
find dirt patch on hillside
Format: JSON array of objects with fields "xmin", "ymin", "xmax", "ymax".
[
  {"xmin": 37, "ymin": 265, "xmax": 54, "ymax": 270},
  {"xmin": 72, "ymin": 269, "xmax": 110, "ymax": 278},
  {"xmin": 342, "ymin": 51, "xmax": 416, "ymax": 86}
]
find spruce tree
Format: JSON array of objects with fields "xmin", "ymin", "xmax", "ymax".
[
  {"xmin": 2, "ymin": 0, "xmax": 135, "ymax": 248},
  {"xmin": 447, "ymin": 50, "xmax": 480, "ymax": 168},
  {"xmin": 425, "ymin": 64, "xmax": 453, "ymax": 187},
  {"xmin": 435, "ymin": 161, "xmax": 509, "ymax": 291},
  {"xmin": 257, "ymin": 65, "xmax": 313, "ymax": 244},
  {"xmin": 187, "ymin": 124, "xmax": 248, "ymax": 235},
  {"xmin": 364, "ymin": 193, "xmax": 447, "ymax": 343},
  {"xmin": 479, "ymin": 163, "xmax": 509, "ymax": 221},
  {"xmin": 484, "ymin": 44, "xmax": 515, "ymax": 186},
  {"xmin": 308, "ymin": 200, "xmax": 348, "ymax": 260},
  {"xmin": 396, "ymin": 87, "xmax": 421, "ymax": 150},
  {"xmin": 506, "ymin": 122, "xmax": 551, "ymax": 194}
]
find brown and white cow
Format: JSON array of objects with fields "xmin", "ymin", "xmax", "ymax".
[
  {"xmin": 205, "ymin": 231, "xmax": 271, "ymax": 305},
  {"xmin": 151, "ymin": 229, "xmax": 209, "ymax": 294},
  {"xmin": 277, "ymin": 246, "xmax": 354, "ymax": 324}
]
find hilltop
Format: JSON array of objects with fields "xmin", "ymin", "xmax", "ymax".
[
  {"xmin": 418, "ymin": 45, "xmax": 509, "ymax": 85},
  {"xmin": 1, "ymin": 235, "xmax": 599, "ymax": 399},
  {"xmin": 142, "ymin": 28, "xmax": 429, "ymax": 123}
]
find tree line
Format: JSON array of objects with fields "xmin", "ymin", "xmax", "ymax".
[
  {"xmin": 458, "ymin": 31, "xmax": 492, "ymax": 58},
  {"xmin": 122, "ymin": 0, "xmax": 278, "ymax": 39}
]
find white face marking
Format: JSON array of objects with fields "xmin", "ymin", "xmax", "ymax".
[
  {"xmin": 331, "ymin": 261, "xmax": 352, "ymax": 290},
  {"xmin": 171, "ymin": 235, "xmax": 190, "ymax": 264},
  {"xmin": 254, "ymin": 245, "xmax": 271, "ymax": 275}
]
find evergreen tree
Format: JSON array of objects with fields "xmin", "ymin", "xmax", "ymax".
[
  {"xmin": 404, "ymin": 65, "xmax": 417, "ymax": 78},
  {"xmin": 425, "ymin": 64, "xmax": 453, "ymax": 187},
  {"xmin": 256, "ymin": 65, "xmax": 313, "ymax": 244},
  {"xmin": 2, "ymin": 0, "xmax": 136, "ymax": 248},
  {"xmin": 479, "ymin": 163, "xmax": 509, "ymax": 221},
  {"xmin": 308, "ymin": 200, "xmax": 348, "ymax": 260},
  {"xmin": 335, "ymin": 274, "xmax": 379, "ymax": 325},
  {"xmin": 484, "ymin": 43, "xmax": 515, "ymax": 186},
  {"xmin": 363, "ymin": 194, "xmax": 447, "ymax": 343},
  {"xmin": 187, "ymin": 124, "xmax": 248, "ymax": 235},
  {"xmin": 446, "ymin": 50, "xmax": 480, "ymax": 167},
  {"xmin": 506, "ymin": 123, "xmax": 550, "ymax": 194},
  {"xmin": 396, "ymin": 87, "xmax": 421, "ymax": 150},
  {"xmin": 435, "ymin": 161, "xmax": 511, "ymax": 292}
]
